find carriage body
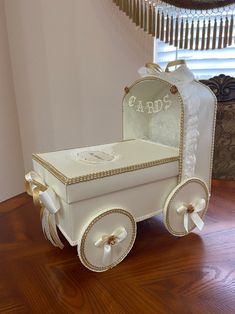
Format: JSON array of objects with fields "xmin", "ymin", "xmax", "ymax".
[
  {"xmin": 32, "ymin": 139, "xmax": 179, "ymax": 245},
  {"xmin": 28, "ymin": 62, "xmax": 217, "ymax": 271}
]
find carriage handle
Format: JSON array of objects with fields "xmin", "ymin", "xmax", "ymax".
[{"xmin": 145, "ymin": 60, "xmax": 186, "ymax": 73}]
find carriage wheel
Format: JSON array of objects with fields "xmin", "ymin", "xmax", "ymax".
[
  {"xmin": 78, "ymin": 208, "xmax": 136, "ymax": 272},
  {"xmin": 163, "ymin": 178, "xmax": 210, "ymax": 237}
]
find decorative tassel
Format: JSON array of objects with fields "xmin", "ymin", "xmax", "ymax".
[
  {"xmin": 111, "ymin": 0, "xmax": 235, "ymax": 51},
  {"xmin": 160, "ymin": 12, "xmax": 165, "ymax": 41},
  {"xmin": 144, "ymin": 1, "xmax": 147, "ymax": 32},
  {"xmin": 128, "ymin": 0, "xmax": 132, "ymax": 19},
  {"xmin": 201, "ymin": 19, "xmax": 206, "ymax": 50},
  {"xmin": 126, "ymin": 0, "xmax": 129, "ymax": 16},
  {"xmin": 123, "ymin": 0, "xmax": 126, "ymax": 12},
  {"xmin": 206, "ymin": 19, "xmax": 211, "ymax": 50},
  {"xmin": 127, "ymin": 0, "xmax": 130, "ymax": 14},
  {"xmin": 123, "ymin": 0, "xmax": 126, "ymax": 13},
  {"xmin": 148, "ymin": 3, "xmax": 152, "ymax": 34},
  {"xmin": 179, "ymin": 18, "xmax": 184, "ymax": 49},
  {"xmin": 126, "ymin": 0, "xmax": 130, "ymax": 16},
  {"xmin": 133, "ymin": 0, "xmax": 137, "ymax": 24},
  {"xmin": 152, "ymin": 5, "xmax": 156, "ymax": 36},
  {"xmin": 212, "ymin": 18, "xmax": 217, "ymax": 49},
  {"xmin": 218, "ymin": 17, "xmax": 223, "ymax": 48},
  {"xmin": 125, "ymin": 0, "xmax": 129, "ymax": 15},
  {"xmin": 122, "ymin": 0, "xmax": 128, "ymax": 14},
  {"xmin": 119, "ymin": 0, "xmax": 123, "ymax": 11},
  {"xmin": 184, "ymin": 18, "xmax": 189, "ymax": 49},
  {"xmin": 195, "ymin": 19, "xmax": 200, "ymax": 50},
  {"xmin": 140, "ymin": 0, "xmax": 144, "ymax": 29},
  {"xmin": 190, "ymin": 19, "xmax": 194, "ymax": 49},
  {"xmin": 136, "ymin": 0, "xmax": 140, "ymax": 26},
  {"xmin": 174, "ymin": 16, "xmax": 179, "ymax": 47},
  {"xmin": 165, "ymin": 14, "xmax": 169, "ymax": 43},
  {"xmin": 223, "ymin": 16, "xmax": 229, "ymax": 48},
  {"xmin": 170, "ymin": 15, "xmax": 174, "ymax": 45},
  {"xmin": 229, "ymin": 15, "xmax": 234, "ymax": 46},
  {"xmin": 156, "ymin": 10, "xmax": 160, "ymax": 38},
  {"xmin": 132, "ymin": 0, "xmax": 136, "ymax": 23}
]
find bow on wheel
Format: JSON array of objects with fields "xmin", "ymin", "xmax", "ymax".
[
  {"xmin": 177, "ymin": 198, "xmax": 206, "ymax": 233},
  {"xmin": 25, "ymin": 171, "xmax": 64, "ymax": 249},
  {"xmin": 95, "ymin": 227, "xmax": 127, "ymax": 266}
]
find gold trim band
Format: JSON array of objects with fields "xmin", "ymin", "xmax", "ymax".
[{"xmin": 32, "ymin": 153, "xmax": 180, "ymax": 186}]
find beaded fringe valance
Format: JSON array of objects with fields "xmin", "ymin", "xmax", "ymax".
[{"xmin": 112, "ymin": 0, "xmax": 235, "ymax": 50}]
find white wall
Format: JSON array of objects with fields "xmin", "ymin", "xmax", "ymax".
[
  {"xmin": 5, "ymin": 0, "xmax": 153, "ymax": 173},
  {"xmin": 0, "ymin": 0, "xmax": 24, "ymax": 202}
]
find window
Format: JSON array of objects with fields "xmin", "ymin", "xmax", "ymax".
[{"xmin": 154, "ymin": 14, "xmax": 235, "ymax": 79}]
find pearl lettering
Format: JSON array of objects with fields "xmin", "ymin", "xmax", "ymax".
[
  {"xmin": 136, "ymin": 101, "xmax": 144, "ymax": 112},
  {"xmin": 146, "ymin": 102, "xmax": 155, "ymax": 114},
  {"xmin": 127, "ymin": 94, "xmax": 172, "ymax": 114},
  {"xmin": 163, "ymin": 94, "xmax": 172, "ymax": 110},
  {"xmin": 154, "ymin": 99, "xmax": 163, "ymax": 113},
  {"xmin": 128, "ymin": 96, "xmax": 136, "ymax": 107}
]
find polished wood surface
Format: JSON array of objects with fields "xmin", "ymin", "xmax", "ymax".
[{"xmin": 0, "ymin": 180, "xmax": 234, "ymax": 313}]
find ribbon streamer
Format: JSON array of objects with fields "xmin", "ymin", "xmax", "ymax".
[
  {"xmin": 25, "ymin": 171, "xmax": 64, "ymax": 249},
  {"xmin": 94, "ymin": 227, "xmax": 127, "ymax": 266},
  {"xmin": 177, "ymin": 198, "xmax": 206, "ymax": 232}
]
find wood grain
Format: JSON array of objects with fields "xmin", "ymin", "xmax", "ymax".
[{"xmin": 0, "ymin": 180, "xmax": 235, "ymax": 313}]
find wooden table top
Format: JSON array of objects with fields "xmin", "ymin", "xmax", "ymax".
[{"xmin": 0, "ymin": 180, "xmax": 234, "ymax": 313}]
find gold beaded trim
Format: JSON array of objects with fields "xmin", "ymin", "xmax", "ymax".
[
  {"xmin": 163, "ymin": 177, "xmax": 210, "ymax": 237},
  {"xmin": 32, "ymin": 154, "xmax": 68, "ymax": 184},
  {"xmin": 79, "ymin": 208, "xmax": 137, "ymax": 272},
  {"xmin": 32, "ymin": 153, "xmax": 179, "ymax": 186},
  {"xmin": 122, "ymin": 76, "xmax": 185, "ymax": 184}
]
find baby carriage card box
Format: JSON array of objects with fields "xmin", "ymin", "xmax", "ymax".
[{"xmin": 26, "ymin": 61, "xmax": 217, "ymax": 272}]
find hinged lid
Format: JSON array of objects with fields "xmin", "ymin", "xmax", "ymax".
[{"xmin": 32, "ymin": 139, "xmax": 179, "ymax": 203}]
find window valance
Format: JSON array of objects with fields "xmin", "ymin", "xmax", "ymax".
[{"xmin": 112, "ymin": 0, "xmax": 235, "ymax": 50}]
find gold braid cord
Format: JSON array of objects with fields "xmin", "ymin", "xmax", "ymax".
[
  {"xmin": 112, "ymin": 0, "xmax": 235, "ymax": 50},
  {"xmin": 25, "ymin": 172, "xmax": 64, "ymax": 249}
]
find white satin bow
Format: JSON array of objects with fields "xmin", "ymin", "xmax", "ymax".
[
  {"xmin": 94, "ymin": 227, "xmax": 128, "ymax": 266},
  {"xmin": 177, "ymin": 198, "xmax": 206, "ymax": 233},
  {"xmin": 25, "ymin": 171, "xmax": 60, "ymax": 214}
]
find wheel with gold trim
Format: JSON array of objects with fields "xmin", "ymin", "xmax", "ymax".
[
  {"xmin": 77, "ymin": 208, "xmax": 136, "ymax": 272},
  {"xmin": 163, "ymin": 178, "xmax": 210, "ymax": 237}
]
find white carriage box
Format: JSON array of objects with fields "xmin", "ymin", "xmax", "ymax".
[{"xmin": 26, "ymin": 61, "xmax": 217, "ymax": 272}]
